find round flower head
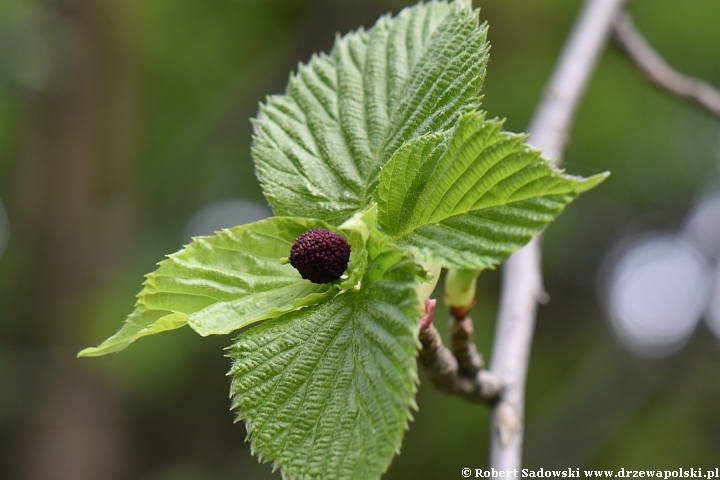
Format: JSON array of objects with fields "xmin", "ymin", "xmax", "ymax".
[{"xmin": 289, "ymin": 228, "xmax": 351, "ymax": 284}]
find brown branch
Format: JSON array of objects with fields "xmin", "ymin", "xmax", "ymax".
[
  {"xmin": 418, "ymin": 323, "xmax": 502, "ymax": 403},
  {"xmin": 613, "ymin": 11, "xmax": 720, "ymax": 119},
  {"xmin": 417, "ymin": 300, "xmax": 502, "ymax": 403},
  {"xmin": 448, "ymin": 311, "xmax": 484, "ymax": 377}
]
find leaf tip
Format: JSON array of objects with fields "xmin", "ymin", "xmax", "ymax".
[
  {"xmin": 575, "ymin": 171, "xmax": 610, "ymax": 193},
  {"xmin": 77, "ymin": 344, "xmax": 119, "ymax": 358},
  {"xmin": 76, "ymin": 348, "xmax": 94, "ymax": 358}
]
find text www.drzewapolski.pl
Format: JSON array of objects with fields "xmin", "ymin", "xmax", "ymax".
[{"xmin": 461, "ymin": 468, "xmax": 720, "ymax": 479}]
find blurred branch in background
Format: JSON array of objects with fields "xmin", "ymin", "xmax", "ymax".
[
  {"xmin": 1, "ymin": 1, "xmax": 138, "ymax": 479},
  {"xmin": 490, "ymin": 0, "xmax": 629, "ymax": 470},
  {"xmin": 0, "ymin": 198, "xmax": 8, "ymax": 258},
  {"xmin": 490, "ymin": 0, "xmax": 720, "ymax": 471},
  {"xmin": 613, "ymin": 12, "xmax": 720, "ymax": 120}
]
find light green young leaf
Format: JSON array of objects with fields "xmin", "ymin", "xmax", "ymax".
[
  {"xmin": 253, "ymin": 0, "xmax": 489, "ymax": 225},
  {"xmin": 377, "ymin": 111, "xmax": 609, "ymax": 269},
  {"xmin": 78, "ymin": 309, "xmax": 188, "ymax": 358},
  {"xmin": 228, "ymin": 225, "xmax": 422, "ymax": 480},
  {"xmin": 79, "ymin": 217, "xmax": 365, "ymax": 357}
]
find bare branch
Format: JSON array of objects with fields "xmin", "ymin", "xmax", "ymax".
[
  {"xmin": 489, "ymin": 0, "xmax": 629, "ymax": 470},
  {"xmin": 613, "ymin": 12, "xmax": 720, "ymax": 119},
  {"xmin": 448, "ymin": 312, "xmax": 485, "ymax": 377},
  {"xmin": 418, "ymin": 323, "xmax": 503, "ymax": 403},
  {"xmin": 418, "ymin": 300, "xmax": 502, "ymax": 403}
]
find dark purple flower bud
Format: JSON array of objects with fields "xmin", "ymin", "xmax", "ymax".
[{"xmin": 289, "ymin": 228, "xmax": 351, "ymax": 284}]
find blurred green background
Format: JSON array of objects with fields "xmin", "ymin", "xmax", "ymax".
[{"xmin": 1, "ymin": 0, "xmax": 719, "ymax": 479}]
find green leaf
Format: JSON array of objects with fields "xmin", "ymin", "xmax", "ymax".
[
  {"xmin": 377, "ymin": 111, "xmax": 609, "ymax": 269},
  {"xmin": 77, "ymin": 309, "xmax": 188, "ymax": 358},
  {"xmin": 253, "ymin": 0, "xmax": 489, "ymax": 225},
  {"xmin": 228, "ymin": 224, "xmax": 422, "ymax": 480},
  {"xmin": 79, "ymin": 217, "xmax": 366, "ymax": 357}
]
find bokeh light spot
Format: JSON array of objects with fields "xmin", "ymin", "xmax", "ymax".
[
  {"xmin": 606, "ymin": 235, "xmax": 712, "ymax": 358},
  {"xmin": 682, "ymin": 193, "xmax": 720, "ymax": 258},
  {"xmin": 182, "ymin": 199, "xmax": 271, "ymax": 244},
  {"xmin": 706, "ymin": 264, "xmax": 720, "ymax": 341}
]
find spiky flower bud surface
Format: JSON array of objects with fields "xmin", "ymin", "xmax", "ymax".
[{"xmin": 289, "ymin": 228, "xmax": 351, "ymax": 284}]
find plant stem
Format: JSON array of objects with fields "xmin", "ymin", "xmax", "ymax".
[
  {"xmin": 418, "ymin": 322, "xmax": 502, "ymax": 403},
  {"xmin": 448, "ymin": 313, "xmax": 484, "ymax": 376},
  {"xmin": 488, "ymin": 0, "xmax": 629, "ymax": 471}
]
